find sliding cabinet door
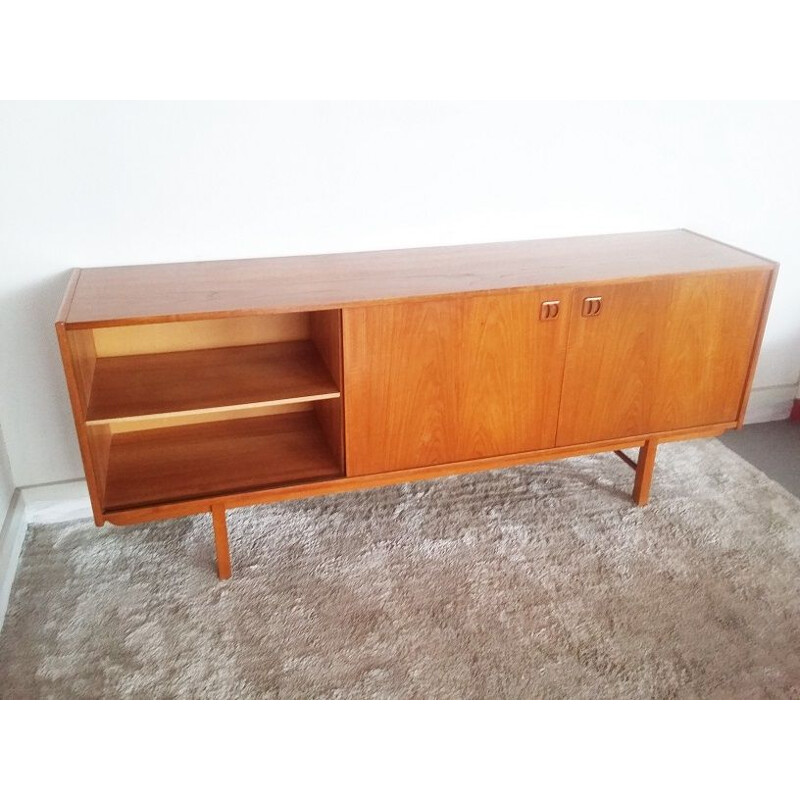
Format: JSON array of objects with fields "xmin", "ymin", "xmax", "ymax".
[
  {"xmin": 343, "ymin": 290, "xmax": 571, "ymax": 475},
  {"xmin": 556, "ymin": 270, "xmax": 771, "ymax": 447}
]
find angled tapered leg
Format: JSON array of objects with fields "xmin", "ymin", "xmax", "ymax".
[
  {"xmin": 633, "ymin": 438, "xmax": 658, "ymax": 506},
  {"xmin": 211, "ymin": 503, "xmax": 232, "ymax": 580}
]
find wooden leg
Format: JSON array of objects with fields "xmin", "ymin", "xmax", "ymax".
[
  {"xmin": 211, "ymin": 503, "xmax": 232, "ymax": 580},
  {"xmin": 632, "ymin": 438, "xmax": 658, "ymax": 506}
]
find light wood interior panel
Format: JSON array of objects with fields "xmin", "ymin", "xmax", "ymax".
[
  {"xmin": 107, "ymin": 401, "xmax": 315, "ymax": 433},
  {"xmin": 314, "ymin": 400, "xmax": 344, "ymax": 472},
  {"xmin": 310, "ymin": 309, "xmax": 343, "ymax": 385},
  {"xmin": 310, "ymin": 309, "xmax": 345, "ymax": 470},
  {"xmin": 86, "ymin": 423, "xmax": 111, "ymax": 500},
  {"xmin": 344, "ymin": 290, "xmax": 571, "ymax": 476},
  {"xmin": 65, "ymin": 328, "xmax": 97, "ymax": 413},
  {"xmin": 93, "ymin": 313, "xmax": 311, "ymax": 356}
]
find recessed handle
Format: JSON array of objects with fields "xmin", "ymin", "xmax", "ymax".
[
  {"xmin": 582, "ymin": 296, "xmax": 602, "ymax": 317},
  {"xmin": 540, "ymin": 300, "xmax": 560, "ymax": 321}
]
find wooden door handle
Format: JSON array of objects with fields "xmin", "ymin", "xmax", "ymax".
[
  {"xmin": 582, "ymin": 296, "xmax": 602, "ymax": 317},
  {"xmin": 540, "ymin": 300, "xmax": 560, "ymax": 321}
]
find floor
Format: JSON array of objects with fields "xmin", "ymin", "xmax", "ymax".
[
  {"xmin": 2, "ymin": 437, "xmax": 799, "ymax": 699},
  {"xmin": 719, "ymin": 420, "xmax": 800, "ymax": 498},
  {"xmin": 0, "ymin": 424, "xmax": 797, "ymax": 699}
]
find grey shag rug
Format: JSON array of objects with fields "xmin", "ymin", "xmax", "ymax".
[{"xmin": 1, "ymin": 438, "xmax": 799, "ymax": 699}]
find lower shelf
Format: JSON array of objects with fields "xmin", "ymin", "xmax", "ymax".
[{"xmin": 103, "ymin": 411, "xmax": 342, "ymax": 512}]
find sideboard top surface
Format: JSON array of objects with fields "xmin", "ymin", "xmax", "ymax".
[{"xmin": 61, "ymin": 229, "xmax": 777, "ymax": 327}]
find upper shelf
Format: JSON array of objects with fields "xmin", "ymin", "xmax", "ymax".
[
  {"xmin": 86, "ymin": 339, "xmax": 340, "ymax": 425},
  {"xmin": 58, "ymin": 230, "xmax": 778, "ymax": 328}
]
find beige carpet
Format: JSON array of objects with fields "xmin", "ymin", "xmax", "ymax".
[{"xmin": 1, "ymin": 438, "xmax": 799, "ymax": 699}]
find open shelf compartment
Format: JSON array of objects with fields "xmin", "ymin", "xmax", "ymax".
[
  {"xmin": 62, "ymin": 310, "xmax": 346, "ymax": 514},
  {"xmin": 77, "ymin": 310, "xmax": 343, "ymax": 425},
  {"xmin": 86, "ymin": 339, "xmax": 340, "ymax": 424},
  {"xmin": 102, "ymin": 407, "xmax": 342, "ymax": 512}
]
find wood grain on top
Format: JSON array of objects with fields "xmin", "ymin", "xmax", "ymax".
[{"xmin": 63, "ymin": 229, "xmax": 776, "ymax": 327}]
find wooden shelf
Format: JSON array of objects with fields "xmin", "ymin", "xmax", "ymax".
[
  {"xmin": 86, "ymin": 340, "xmax": 340, "ymax": 424},
  {"xmin": 103, "ymin": 410, "xmax": 342, "ymax": 511}
]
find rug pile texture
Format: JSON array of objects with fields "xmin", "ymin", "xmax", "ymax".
[{"xmin": 1, "ymin": 439, "xmax": 798, "ymax": 699}]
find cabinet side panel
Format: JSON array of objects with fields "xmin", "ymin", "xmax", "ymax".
[
  {"xmin": 735, "ymin": 266, "xmax": 779, "ymax": 427},
  {"xmin": 55, "ymin": 323, "xmax": 106, "ymax": 524},
  {"xmin": 650, "ymin": 269, "xmax": 770, "ymax": 430},
  {"xmin": 343, "ymin": 291, "xmax": 569, "ymax": 476}
]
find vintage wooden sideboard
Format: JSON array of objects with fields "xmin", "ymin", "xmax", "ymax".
[{"xmin": 55, "ymin": 229, "xmax": 777, "ymax": 578}]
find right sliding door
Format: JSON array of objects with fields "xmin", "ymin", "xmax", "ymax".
[{"xmin": 556, "ymin": 270, "xmax": 771, "ymax": 447}]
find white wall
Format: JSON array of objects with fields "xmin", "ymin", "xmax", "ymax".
[
  {"xmin": 0, "ymin": 101, "xmax": 798, "ymax": 487},
  {"xmin": 0, "ymin": 425, "xmax": 13, "ymax": 521}
]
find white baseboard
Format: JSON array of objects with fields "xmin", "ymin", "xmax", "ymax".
[
  {"xmin": 743, "ymin": 384, "xmax": 796, "ymax": 424},
  {"xmin": 0, "ymin": 480, "xmax": 93, "ymax": 635},
  {"xmin": 0, "ymin": 490, "xmax": 29, "ymax": 635},
  {"xmin": 21, "ymin": 480, "xmax": 92, "ymax": 525}
]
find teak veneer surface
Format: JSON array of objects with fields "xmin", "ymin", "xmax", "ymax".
[
  {"xmin": 103, "ymin": 411, "xmax": 341, "ymax": 511},
  {"xmin": 86, "ymin": 339, "xmax": 340, "ymax": 424},
  {"xmin": 344, "ymin": 289, "xmax": 570, "ymax": 474},
  {"xmin": 556, "ymin": 270, "xmax": 770, "ymax": 446},
  {"xmin": 62, "ymin": 229, "xmax": 776, "ymax": 327}
]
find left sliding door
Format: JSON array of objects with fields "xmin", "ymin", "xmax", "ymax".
[{"xmin": 343, "ymin": 290, "xmax": 570, "ymax": 476}]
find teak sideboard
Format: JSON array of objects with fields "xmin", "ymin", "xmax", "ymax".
[{"xmin": 55, "ymin": 229, "xmax": 778, "ymax": 579}]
